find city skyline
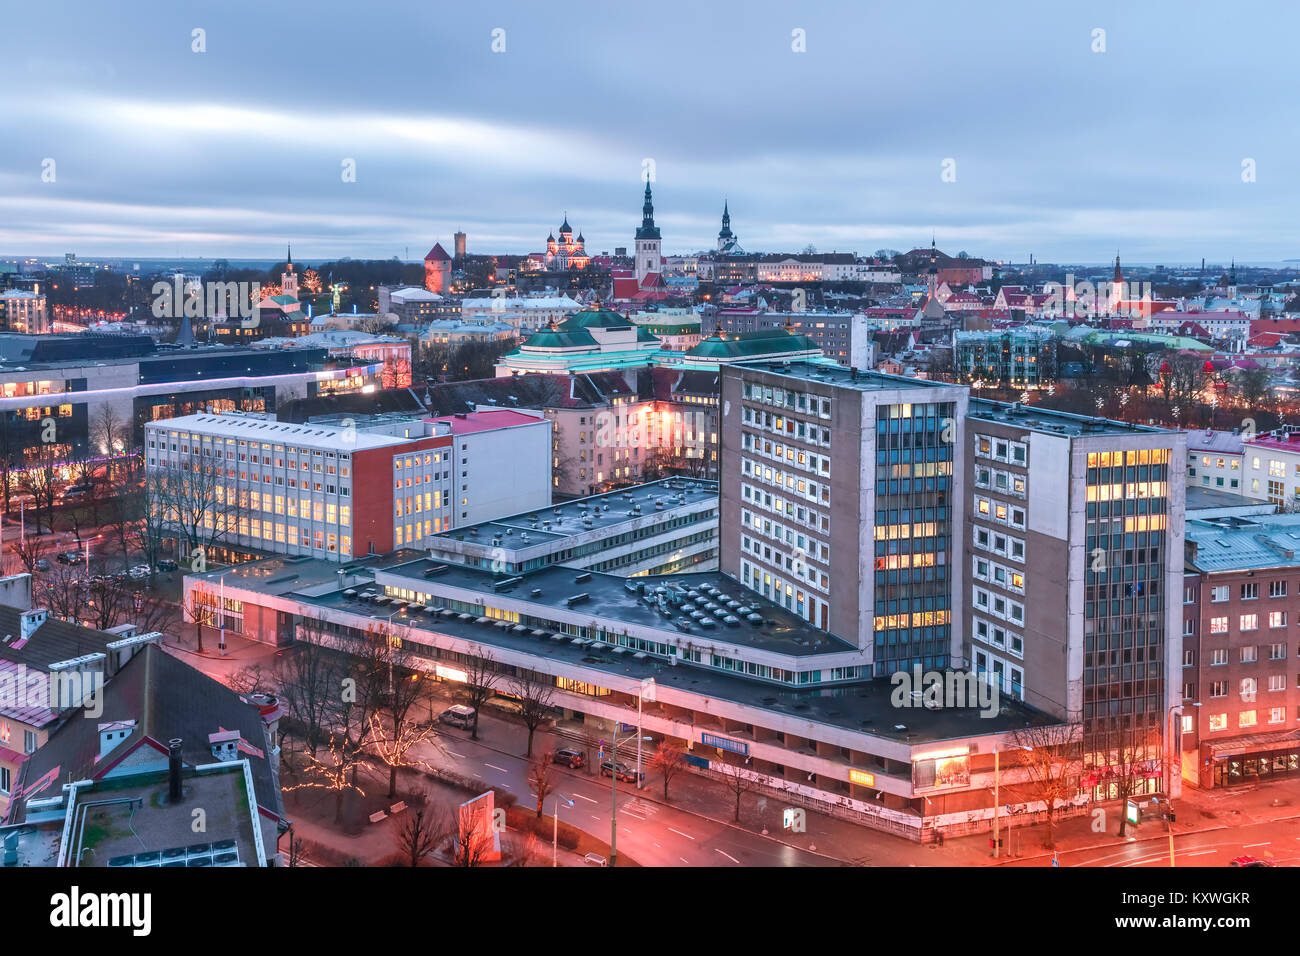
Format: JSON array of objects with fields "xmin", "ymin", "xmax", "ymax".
[{"xmin": 2, "ymin": 0, "xmax": 1297, "ymax": 261}]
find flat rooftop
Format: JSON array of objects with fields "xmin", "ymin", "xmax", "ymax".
[
  {"xmin": 146, "ymin": 412, "xmax": 413, "ymax": 451},
  {"xmin": 193, "ymin": 555, "xmax": 1058, "ymax": 744},
  {"xmin": 433, "ymin": 477, "xmax": 717, "ymax": 551},
  {"xmin": 382, "ymin": 560, "xmax": 849, "ymax": 658},
  {"xmin": 1186, "ymin": 512, "xmax": 1300, "ymax": 573},
  {"xmin": 734, "ymin": 361, "xmax": 961, "ymax": 392},
  {"xmin": 968, "ymin": 398, "xmax": 1173, "ymax": 438}
]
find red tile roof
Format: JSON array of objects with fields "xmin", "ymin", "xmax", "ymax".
[{"xmin": 425, "ymin": 243, "xmax": 451, "ymax": 262}]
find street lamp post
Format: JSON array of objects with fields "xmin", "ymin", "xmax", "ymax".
[
  {"xmin": 608, "ymin": 730, "xmax": 652, "ymax": 868},
  {"xmin": 993, "ymin": 743, "xmax": 1032, "ymax": 859},
  {"xmin": 1165, "ymin": 701, "xmax": 1200, "ymax": 867},
  {"xmin": 551, "ymin": 792, "xmax": 574, "ymax": 867},
  {"xmin": 625, "ymin": 678, "xmax": 656, "ymax": 789}
]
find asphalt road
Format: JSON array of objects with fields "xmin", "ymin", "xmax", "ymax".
[{"xmin": 1000, "ymin": 816, "xmax": 1300, "ymax": 868}]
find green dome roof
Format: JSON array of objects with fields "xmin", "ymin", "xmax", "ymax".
[
  {"xmin": 520, "ymin": 328, "xmax": 597, "ymax": 350},
  {"xmin": 559, "ymin": 306, "xmax": 635, "ymax": 331}
]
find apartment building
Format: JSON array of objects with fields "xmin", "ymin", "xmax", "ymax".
[
  {"xmin": 1243, "ymin": 426, "xmax": 1300, "ymax": 504},
  {"xmin": 0, "ymin": 290, "xmax": 48, "ymax": 335},
  {"xmin": 1182, "ymin": 513, "xmax": 1300, "ymax": 789},
  {"xmin": 144, "ymin": 408, "xmax": 550, "ymax": 563},
  {"xmin": 952, "ymin": 327, "xmax": 1057, "ymax": 386},
  {"xmin": 1186, "ymin": 427, "xmax": 1246, "ymax": 496},
  {"xmin": 713, "ymin": 309, "xmax": 875, "ymax": 368}
]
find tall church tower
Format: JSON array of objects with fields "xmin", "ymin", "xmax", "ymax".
[
  {"xmin": 1109, "ymin": 253, "xmax": 1124, "ymax": 313},
  {"xmin": 281, "ymin": 244, "xmax": 298, "ymax": 299},
  {"xmin": 717, "ymin": 200, "xmax": 735, "ymax": 252},
  {"xmin": 635, "ymin": 181, "xmax": 661, "ymax": 285}
]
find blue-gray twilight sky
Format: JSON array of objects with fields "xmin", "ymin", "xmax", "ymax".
[{"xmin": 0, "ymin": 0, "xmax": 1295, "ymax": 263}]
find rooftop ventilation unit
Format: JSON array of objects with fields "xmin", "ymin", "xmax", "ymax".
[
  {"xmin": 574, "ymin": 572, "xmax": 592, "ymax": 583},
  {"xmin": 422, "ymin": 564, "xmax": 450, "ymax": 577},
  {"xmin": 565, "ymin": 592, "xmax": 590, "ymax": 607}
]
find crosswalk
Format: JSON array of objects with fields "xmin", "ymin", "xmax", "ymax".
[{"xmin": 619, "ymin": 798, "xmax": 660, "ymax": 822}]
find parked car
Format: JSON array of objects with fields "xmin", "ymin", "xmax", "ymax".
[
  {"xmin": 1229, "ymin": 856, "xmax": 1273, "ymax": 867},
  {"xmin": 600, "ymin": 761, "xmax": 638, "ymax": 783},
  {"xmin": 437, "ymin": 705, "xmax": 476, "ymax": 729},
  {"xmin": 551, "ymin": 748, "xmax": 584, "ymax": 769},
  {"xmin": 156, "ymin": 559, "xmax": 178, "ymax": 572},
  {"xmin": 34, "ymin": 558, "xmax": 50, "ymax": 572},
  {"xmin": 129, "ymin": 565, "xmax": 151, "ymax": 580},
  {"xmin": 56, "ymin": 550, "xmax": 81, "ymax": 565}
]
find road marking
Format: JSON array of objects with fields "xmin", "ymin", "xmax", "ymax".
[
  {"xmin": 591, "ymin": 815, "xmax": 601, "ymax": 821},
  {"xmin": 716, "ymin": 849, "xmax": 740, "ymax": 864},
  {"xmin": 443, "ymin": 750, "xmax": 465, "ymax": 759},
  {"xmin": 654, "ymin": 842, "xmax": 661, "ymax": 848},
  {"xmin": 484, "ymin": 763, "xmax": 509, "ymax": 774},
  {"xmin": 667, "ymin": 827, "xmax": 695, "ymax": 841},
  {"xmin": 1186, "ymin": 850, "xmax": 1216, "ymax": 857},
  {"xmin": 1243, "ymin": 842, "xmax": 1271, "ymax": 848},
  {"xmin": 572, "ymin": 792, "xmax": 598, "ymax": 804},
  {"xmin": 680, "ymin": 857, "xmax": 690, "ymax": 864}
]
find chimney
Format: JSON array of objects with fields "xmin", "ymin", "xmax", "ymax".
[{"xmin": 168, "ymin": 738, "xmax": 183, "ymax": 802}]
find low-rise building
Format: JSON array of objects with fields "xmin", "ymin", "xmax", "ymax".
[{"xmin": 1182, "ymin": 513, "xmax": 1300, "ymax": 789}]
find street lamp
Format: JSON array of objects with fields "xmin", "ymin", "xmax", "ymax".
[
  {"xmin": 1165, "ymin": 702, "xmax": 1200, "ymax": 867},
  {"xmin": 607, "ymin": 729, "xmax": 652, "ymax": 868},
  {"xmin": 625, "ymin": 678, "xmax": 656, "ymax": 789},
  {"xmin": 550, "ymin": 792, "xmax": 574, "ymax": 867},
  {"xmin": 992, "ymin": 743, "xmax": 1032, "ymax": 859}
]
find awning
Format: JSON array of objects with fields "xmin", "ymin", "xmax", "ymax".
[{"xmin": 1205, "ymin": 729, "xmax": 1300, "ymax": 758}]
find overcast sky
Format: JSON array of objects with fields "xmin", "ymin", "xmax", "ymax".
[{"xmin": 0, "ymin": 0, "xmax": 1294, "ymax": 263}]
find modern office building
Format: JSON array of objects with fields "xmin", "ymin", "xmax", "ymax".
[
  {"xmin": 183, "ymin": 550, "xmax": 1059, "ymax": 841},
  {"xmin": 720, "ymin": 362, "xmax": 967, "ymax": 671},
  {"xmin": 0, "ymin": 333, "xmax": 379, "ymax": 471},
  {"xmin": 144, "ymin": 408, "xmax": 550, "ymax": 563},
  {"xmin": 963, "ymin": 400, "xmax": 1186, "ymax": 800},
  {"xmin": 426, "ymin": 477, "xmax": 718, "ymax": 577}
]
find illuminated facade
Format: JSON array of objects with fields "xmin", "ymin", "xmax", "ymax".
[{"xmin": 543, "ymin": 216, "xmax": 590, "ymax": 271}]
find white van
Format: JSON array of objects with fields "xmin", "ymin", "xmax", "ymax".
[{"xmin": 438, "ymin": 705, "xmax": 476, "ymax": 729}]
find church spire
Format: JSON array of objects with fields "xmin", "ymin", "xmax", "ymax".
[
  {"xmin": 636, "ymin": 180, "xmax": 660, "ymax": 240},
  {"xmin": 286, "ymin": 244, "xmax": 293, "ymax": 270}
]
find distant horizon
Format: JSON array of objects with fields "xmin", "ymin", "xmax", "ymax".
[{"xmin": 3, "ymin": 252, "xmax": 1298, "ymax": 273}]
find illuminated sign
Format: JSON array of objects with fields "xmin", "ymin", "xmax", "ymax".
[
  {"xmin": 849, "ymin": 769, "xmax": 876, "ymax": 788},
  {"xmin": 435, "ymin": 664, "xmax": 468, "ymax": 683}
]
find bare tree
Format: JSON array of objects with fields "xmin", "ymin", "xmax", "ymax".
[
  {"xmin": 184, "ymin": 581, "xmax": 217, "ymax": 654},
  {"xmin": 449, "ymin": 803, "xmax": 495, "ymax": 867},
  {"xmin": 715, "ymin": 756, "xmax": 758, "ymax": 823},
  {"xmin": 286, "ymin": 730, "xmax": 373, "ymax": 825},
  {"xmin": 147, "ymin": 459, "xmax": 241, "ymax": 565},
  {"xmin": 394, "ymin": 796, "xmax": 449, "ymax": 867},
  {"xmin": 366, "ymin": 625, "xmax": 438, "ymax": 797},
  {"xmin": 1010, "ymin": 722, "xmax": 1084, "ymax": 849},
  {"xmin": 276, "ymin": 624, "xmax": 345, "ymax": 758},
  {"xmin": 650, "ymin": 740, "xmax": 687, "ymax": 801},
  {"xmin": 528, "ymin": 759, "xmax": 554, "ymax": 819},
  {"xmin": 458, "ymin": 652, "xmax": 499, "ymax": 741},
  {"xmin": 509, "ymin": 672, "xmax": 556, "ymax": 757}
]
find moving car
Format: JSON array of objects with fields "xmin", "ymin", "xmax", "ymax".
[
  {"xmin": 34, "ymin": 558, "xmax": 50, "ymax": 572},
  {"xmin": 600, "ymin": 761, "xmax": 638, "ymax": 783},
  {"xmin": 1229, "ymin": 856, "xmax": 1273, "ymax": 867},
  {"xmin": 438, "ymin": 705, "xmax": 476, "ymax": 729},
  {"xmin": 551, "ymin": 748, "xmax": 584, "ymax": 769}
]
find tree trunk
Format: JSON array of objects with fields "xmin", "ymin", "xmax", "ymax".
[
  {"xmin": 525, "ymin": 726, "xmax": 534, "ymax": 758},
  {"xmin": 195, "ymin": 620, "xmax": 205, "ymax": 654},
  {"xmin": 388, "ymin": 764, "xmax": 398, "ymax": 799}
]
